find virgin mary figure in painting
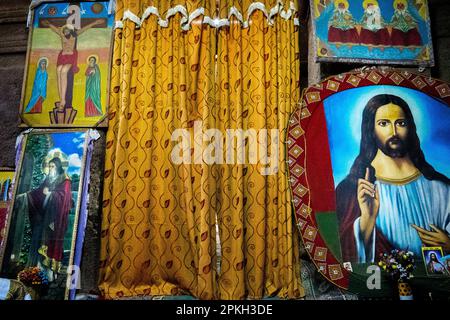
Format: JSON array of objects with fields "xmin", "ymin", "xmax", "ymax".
[
  {"xmin": 24, "ymin": 58, "xmax": 48, "ymax": 114},
  {"xmin": 389, "ymin": 0, "xmax": 422, "ymax": 47},
  {"xmin": 336, "ymin": 94, "xmax": 450, "ymax": 263},
  {"xmin": 359, "ymin": 0, "xmax": 390, "ymax": 46},
  {"xmin": 328, "ymin": 0, "xmax": 359, "ymax": 45},
  {"xmin": 84, "ymin": 55, "xmax": 102, "ymax": 117},
  {"xmin": 24, "ymin": 157, "xmax": 72, "ymax": 280}
]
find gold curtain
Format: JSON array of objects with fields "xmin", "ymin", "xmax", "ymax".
[
  {"xmin": 215, "ymin": 2, "xmax": 303, "ymax": 299},
  {"xmin": 99, "ymin": 0, "xmax": 218, "ymax": 299},
  {"xmin": 99, "ymin": 0, "xmax": 304, "ymax": 300}
]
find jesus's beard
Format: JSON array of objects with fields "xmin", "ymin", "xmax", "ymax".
[
  {"xmin": 48, "ymin": 170, "xmax": 58, "ymax": 184},
  {"xmin": 376, "ymin": 136, "xmax": 409, "ymax": 158}
]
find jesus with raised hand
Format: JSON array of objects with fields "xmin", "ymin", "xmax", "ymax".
[{"xmin": 336, "ymin": 94, "xmax": 450, "ymax": 263}]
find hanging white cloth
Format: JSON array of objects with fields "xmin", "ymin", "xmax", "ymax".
[{"xmin": 114, "ymin": 1, "xmax": 300, "ymax": 30}]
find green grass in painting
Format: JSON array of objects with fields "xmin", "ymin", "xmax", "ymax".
[{"xmin": 31, "ymin": 29, "xmax": 112, "ymax": 50}]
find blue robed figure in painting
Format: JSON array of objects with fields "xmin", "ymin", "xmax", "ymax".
[
  {"xmin": 335, "ymin": 94, "xmax": 450, "ymax": 263},
  {"xmin": 25, "ymin": 57, "xmax": 48, "ymax": 114}
]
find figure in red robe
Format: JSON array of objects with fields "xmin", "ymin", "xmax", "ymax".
[
  {"xmin": 26, "ymin": 157, "xmax": 72, "ymax": 280},
  {"xmin": 328, "ymin": 0, "xmax": 360, "ymax": 45},
  {"xmin": 389, "ymin": 0, "xmax": 422, "ymax": 47}
]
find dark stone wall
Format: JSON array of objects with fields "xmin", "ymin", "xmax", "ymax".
[
  {"xmin": 429, "ymin": 0, "xmax": 450, "ymax": 81},
  {"xmin": 80, "ymin": 130, "xmax": 105, "ymax": 295},
  {"xmin": 0, "ymin": 53, "xmax": 26, "ymax": 166},
  {"xmin": 0, "ymin": 0, "xmax": 449, "ymax": 297},
  {"xmin": 0, "ymin": 1, "xmax": 29, "ymax": 167}
]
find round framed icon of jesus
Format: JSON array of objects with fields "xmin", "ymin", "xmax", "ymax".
[{"xmin": 287, "ymin": 68, "xmax": 450, "ymax": 297}]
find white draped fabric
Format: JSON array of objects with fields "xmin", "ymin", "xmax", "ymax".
[
  {"xmin": 114, "ymin": 1, "xmax": 299, "ymax": 29},
  {"xmin": 354, "ymin": 175, "xmax": 450, "ymax": 262}
]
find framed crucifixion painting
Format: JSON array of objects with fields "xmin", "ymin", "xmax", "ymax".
[{"xmin": 19, "ymin": 1, "xmax": 114, "ymax": 127}]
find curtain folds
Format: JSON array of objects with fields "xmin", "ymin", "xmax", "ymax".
[
  {"xmin": 99, "ymin": 12, "xmax": 217, "ymax": 299},
  {"xmin": 215, "ymin": 9, "xmax": 303, "ymax": 299},
  {"xmin": 99, "ymin": 0, "xmax": 304, "ymax": 300}
]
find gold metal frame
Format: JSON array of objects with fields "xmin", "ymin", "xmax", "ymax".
[{"xmin": 19, "ymin": 0, "xmax": 114, "ymax": 128}]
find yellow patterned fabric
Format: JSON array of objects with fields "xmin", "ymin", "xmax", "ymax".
[
  {"xmin": 99, "ymin": 0, "xmax": 303, "ymax": 300},
  {"xmin": 215, "ymin": 9, "xmax": 303, "ymax": 300}
]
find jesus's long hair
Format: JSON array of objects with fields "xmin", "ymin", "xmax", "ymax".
[{"xmin": 347, "ymin": 94, "xmax": 450, "ymax": 185}]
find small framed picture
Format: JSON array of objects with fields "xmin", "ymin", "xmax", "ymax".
[
  {"xmin": 0, "ymin": 168, "xmax": 15, "ymax": 203},
  {"xmin": 422, "ymin": 247, "xmax": 449, "ymax": 276},
  {"xmin": 0, "ymin": 168, "xmax": 15, "ymax": 246}
]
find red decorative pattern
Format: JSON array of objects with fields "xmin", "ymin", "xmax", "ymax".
[{"xmin": 287, "ymin": 68, "xmax": 450, "ymax": 290}]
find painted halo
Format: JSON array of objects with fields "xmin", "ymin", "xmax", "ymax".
[
  {"xmin": 37, "ymin": 57, "xmax": 49, "ymax": 68},
  {"xmin": 362, "ymin": 0, "xmax": 379, "ymax": 9},
  {"xmin": 334, "ymin": 0, "xmax": 350, "ymax": 10},
  {"xmin": 393, "ymin": 0, "xmax": 408, "ymax": 10},
  {"xmin": 86, "ymin": 54, "xmax": 99, "ymax": 65}
]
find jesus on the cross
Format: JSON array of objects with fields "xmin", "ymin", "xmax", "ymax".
[{"xmin": 42, "ymin": 18, "xmax": 102, "ymax": 109}]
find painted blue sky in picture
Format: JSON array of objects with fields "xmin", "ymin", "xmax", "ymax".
[
  {"xmin": 315, "ymin": 0, "xmax": 430, "ymax": 61},
  {"xmin": 442, "ymin": 255, "xmax": 450, "ymax": 265},
  {"xmin": 49, "ymin": 132, "xmax": 86, "ymax": 176},
  {"xmin": 323, "ymin": 85, "xmax": 450, "ymax": 186},
  {"xmin": 34, "ymin": 2, "xmax": 114, "ymax": 28}
]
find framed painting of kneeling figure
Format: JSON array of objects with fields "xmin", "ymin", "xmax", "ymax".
[
  {"xmin": 0, "ymin": 129, "xmax": 97, "ymax": 299},
  {"xmin": 19, "ymin": 1, "xmax": 114, "ymax": 127}
]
